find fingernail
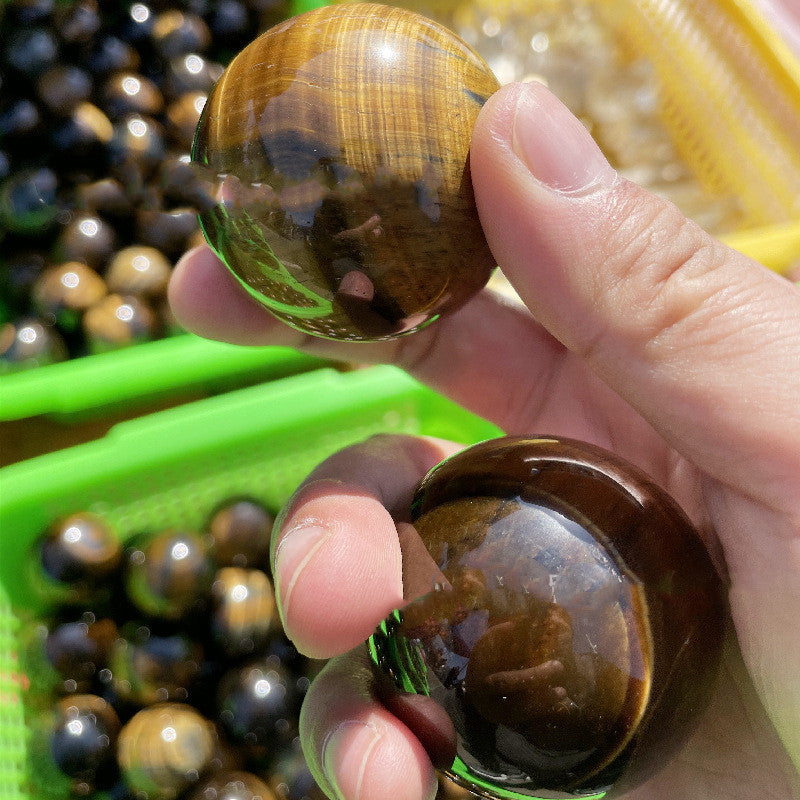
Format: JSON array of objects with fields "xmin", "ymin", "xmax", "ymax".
[
  {"xmin": 322, "ymin": 720, "xmax": 383, "ymax": 800},
  {"xmin": 512, "ymin": 81, "xmax": 616, "ymax": 194},
  {"xmin": 273, "ymin": 523, "xmax": 330, "ymax": 621}
]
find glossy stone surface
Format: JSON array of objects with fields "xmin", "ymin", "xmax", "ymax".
[
  {"xmin": 50, "ymin": 694, "xmax": 121, "ymax": 787},
  {"xmin": 56, "ymin": 213, "xmax": 117, "ymax": 270},
  {"xmin": 210, "ymin": 567, "xmax": 277, "ymax": 657},
  {"xmin": 0, "ymin": 316, "xmax": 67, "ymax": 372},
  {"xmin": 370, "ymin": 436, "xmax": 726, "ymax": 799},
  {"xmin": 123, "ymin": 529, "xmax": 215, "ymax": 619},
  {"xmin": 105, "ymin": 246, "xmax": 172, "ymax": 297},
  {"xmin": 117, "ymin": 702, "xmax": 215, "ymax": 799},
  {"xmin": 185, "ymin": 770, "xmax": 278, "ymax": 800},
  {"xmin": 36, "ymin": 512, "xmax": 121, "ymax": 600},
  {"xmin": 33, "ymin": 262, "xmax": 107, "ymax": 326},
  {"xmin": 208, "ymin": 498, "xmax": 274, "ymax": 569},
  {"xmin": 193, "ymin": 3, "xmax": 498, "ymax": 341},
  {"xmin": 217, "ymin": 657, "xmax": 301, "ymax": 757},
  {"xmin": 109, "ymin": 624, "xmax": 204, "ymax": 706},
  {"xmin": 83, "ymin": 293, "xmax": 158, "ymax": 352}
]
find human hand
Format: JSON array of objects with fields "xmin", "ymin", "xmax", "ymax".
[{"xmin": 169, "ymin": 81, "xmax": 800, "ymax": 799}]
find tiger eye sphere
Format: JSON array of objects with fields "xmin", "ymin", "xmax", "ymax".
[
  {"xmin": 124, "ymin": 530, "xmax": 215, "ymax": 619},
  {"xmin": 193, "ymin": 3, "xmax": 499, "ymax": 342},
  {"xmin": 211, "ymin": 567, "xmax": 277, "ymax": 657},
  {"xmin": 208, "ymin": 497, "xmax": 274, "ymax": 569},
  {"xmin": 49, "ymin": 694, "xmax": 121, "ymax": 789},
  {"xmin": 34, "ymin": 512, "xmax": 121, "ymax": 603},
  {"xmin": 370, "ymin": 436, "xmax": 726, "ymax": 799},
  {"xmin": 185, "ymin": 771, "xmax": 278, "ymax": 800},
  {"xmin": 117, "ymin": 703, "xmax": 215, "ymax": 799},
  {"xmin": 109, "ymin": 625, "xmax": 204, "ymax": 706}
]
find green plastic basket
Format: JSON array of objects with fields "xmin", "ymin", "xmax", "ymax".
[
  {"xmin": 0, "ymin": 334, "xmax": 326, "ymax": 423},
  {"xmin": 0, "ymin": 364, "xmax": 501, "ymax": 798}
]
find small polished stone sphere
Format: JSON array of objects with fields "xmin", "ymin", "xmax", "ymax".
[
  {"xmin": 77, "ymin": 178, "xmax": 133, "ymax": 217},
  {"xmin": 51, "ymin": 102, "xmax": 114, "ymax": 160},
  {"xmin": 211, "ymin": 567, "xmax": 277, "ymax": 657},
  {"xmin": 268, "ymin": 738, "xmax": 323, "ymax": 800},
  {"xmin": 56, "ymin": 213, "xmax": 117, "ymax": 270},
  {"xmin": 109, "ymin": 114, "xmax": 167, "ymax": 175},
  {"xmin": 0, "ymin": 167, "xmax": 59, "ymax": 235},
  {"xmin": 4, "ymin": 28, "xmax": 59, "ymax": 75},
  {"xmin": 45, "ymin": 616, "xmax": 118, "ymax": 692},
  {"xmin": 109, "ymin": 624, "xmax": 204, "ymax": 706},
  {"xmin": 86, "ymin": 35, "xmax": 141, "ymax": 75},
  {"xmin": 20, "ymin": 613, "xmax": 117, "ymax": 696},
  {"xmin": 370, "ymin": 436, "xmax": 726, "ymax": 799},
  {"xmin": 106, "ymin": 246, "xmax": 172, "ymax": 297},
  {"xmin": 117, "ymin": 702, "xmax": 215, "ymax": 799},
  {"xmin": 185, "ymin": 771, "xmax": 278, "ymax": 800},
  {"xmin": 152, "ymin": 10, "xmax": 211, "ymax": 58},
  {"xmin": 217, "ymin": 656, "xmax": 301, "ymax": 757},
  {"xmin": 0, "ymin": 316, "xmax": 67, "ymax": 372},
  {"xmin": 164, "ymin": 53, "xmax": 224, "ymax": 97},
  {"xmin": 103, "ymin": 72, "xmax": 164, "ymax": 120},
  {"xmin": 34, "ymin": 512, "xmax": 121, "ymax": 602},
  {"xmin": 33, "ymin": 262, "xmax": 107, "ymax": 326},
  {"xmin": 166, "ymin": 91, "xmax": 207, "ymax": 148},
  {"xmin": 36, "ymin": 65, "xmax": 93, "ymax": 116},
  {"xmin": 0, "ymin": 99, "xmax": 43, "ymax": 140},
  {"xmin": 135, "ymin": 205, "xmax": 199, "ymax": 257},
  {"xmin": 83, "ymin": 293, "xmax": 158, "ymax": 352},
  {"xmin": 193, "ymin": 3, "xmax": 499, "ymax": 342},
  {"xmin": 123, "ymin": 529, "xmax": 215, "ymax": 619},
  {"xmin": 49, "ymin": 694, "xmax": 121, "ymax": 788},
  {"xmin": 207, "ymin": 497, "xmax": 274, "ymax": 569}
]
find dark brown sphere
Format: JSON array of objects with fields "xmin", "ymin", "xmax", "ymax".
[
  {"xmin": 117, "ymin": 703, "xmax": 215, "ymax": 799},
  {"xmin": 77, "ymin": 178, "xmax": 134, "ymax": 217},
  {"xmin": 36, "ymin": 65, "xmax": 93, "ymax": 116},
  {"xmin": 208, "ymin": 498, "xmax": 274, "ymax": 569},
  {"xmin": 45, "ymin": 616, "xmax": 118, "ymax": 693},
  {"xmin": 49, "ymin": 694, "xmax": 120, "ymax": 788},
  {"xmin": 371, "ymin": 436, "xmax": 726, "ymax": 798},
  {"xmin": 135, "ymin": 205, "xmax": 199, "ymax": 257},
  {"xmin": 152, "ymin": 10, "xmax": 211, "ymax": 58},
  {"xmin": 109, "ymin": 624, "xmax": 204, "ymax": 706},
  {"xmin": 56, "ymin": 213, "xmax": 117, "ymax": 270},
  {"xmin": 166, "ymin": 91, "xmax": 207, "ymax": 148},
  {"xmin": 193, "ymin": 3, "xmax": 499, "ymax": 342},
  {"xmin": 211, "ymin": 567, "xmax": 277, "ymax": 657},
  {"xmin": 164, "ymin": 53, "xmax": 224, "ymax": 97},
  {"xmin": 217, "ymin": 657, "xmax": 301, "ymax": 757},
  {"xmin": 35, "ymin": 512, "xmax": 121, "ymax": 601},
  {"xmin": 103, "ymin": 72, "xmax": 164, "ymax": 119},
  {"xmin": 185, "ymin": 771, "xmax": 278, "ymax": 800},
  {"xmin": 123, "ymin": 529, "xmax": 215, "ymax": 619}
]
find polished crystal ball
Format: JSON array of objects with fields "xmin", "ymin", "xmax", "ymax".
[
  {"xmin": 192, "ymin": 3, "xmax": 499, "ymax": 341},
  {"xmin": 370, "ymin": 436, "xmax": 726, "ymax": 799}
]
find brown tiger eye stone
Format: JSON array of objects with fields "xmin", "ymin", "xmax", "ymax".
[
  {"xmin": 117, "ymin": 703, "xmax": 215, "ymax": 799},
  {"xmin": 371, "ymin": 436, "xmax": 726, "ymax": 799},
  {"xmin": 193, "ymin": 3, "xmax": 499, "ymax": 342}
]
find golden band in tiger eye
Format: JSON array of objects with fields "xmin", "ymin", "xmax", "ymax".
[
  {"xmin": 193, "ymin": 3, "xmax": 499, "ymax": 341},
  {"xmin": 370, "ymin": 436, "xmax": 726, "ymax": 799}
]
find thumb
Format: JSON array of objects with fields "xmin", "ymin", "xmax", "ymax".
[{"xmin": 470, "ymin": 80, "xmax": 800, "ymax": 512}]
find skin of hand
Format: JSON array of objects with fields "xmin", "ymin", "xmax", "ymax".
[{"xmin": 168, "ymin": 81, "xmax": 800, "ymax": 800}]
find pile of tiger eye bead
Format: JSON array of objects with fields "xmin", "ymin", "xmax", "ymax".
[
  {"xmin": 0, "ymin": 0, "xmax": 290, "ymax": 371},
  {"xmin": 22, "ymin": 496, "xmax": 330, "ymax": 800}
]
